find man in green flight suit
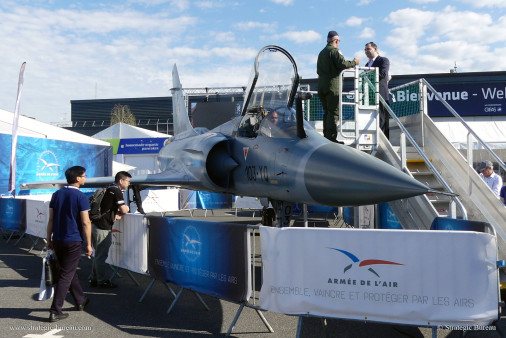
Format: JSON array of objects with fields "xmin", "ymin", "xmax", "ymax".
[{"xmin": 317, "ymin": 31, "xmax": 360, "ymax": 143}]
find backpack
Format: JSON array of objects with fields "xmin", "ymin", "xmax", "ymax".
[{"xmin": 88, "ymin": 187, "xmax": 108, "ymax": 222}]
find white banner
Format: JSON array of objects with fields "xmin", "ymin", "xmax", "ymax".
[
  {"xmin": 106, "ymin": 214, "xmax": 148, "ymax": 275},
  {"xmin": 131, "ymin": 188, "xmax": 179, "ymax": 213},
  {"xmin": 25, "ymin": 199, "xmax": 49, "ymax": 238},
  {"xmin": 259, "ymin": 227, "xmax": 499, "ymax": 326}
]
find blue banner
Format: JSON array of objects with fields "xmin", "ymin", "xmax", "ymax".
[
  {"xmin": 377, "ymin": 203, "xmax": 402, "ymax": 229},
  {"xmin": 117, "ymin": 137, "xmax": 168, "ymax": 154},
  {"xmin": 0, "ymin": 198, "xmax": 26, "ymax": 231},
  {"xmin": 0, "ymin": 134, "xmax": 112, "ymax": 195},
  {"xmin": 392, "ymin": 82, "xmax": 506, "ymax": 117},
  {"xmin": 147, "ymin": 217, "xmax": 251, "ymax": 303},
  {"xmin": 179, "ymin": 190, "xmax": 232, "ymax": 210}
]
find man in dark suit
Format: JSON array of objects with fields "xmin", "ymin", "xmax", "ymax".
[{"xmin": 365, "ymin": 42, "xmax": 390, "ymax": 139}]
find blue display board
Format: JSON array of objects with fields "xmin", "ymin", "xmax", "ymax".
[
  {"xmin": 0, "ymin": 134, "xmax": 112, "ymax": 195},
  {"xmin": 0, "ymin": 198, "xmax": 26, "ymax": 231},
  {"xmin": 377, "ymin": 203, "xmax": 402, "ymax": 229},
  {"xmin": 179, "ymin": 189, "xmax": 232, "ymax": 210},
  {"xmin": 148, "ymin": 217, "xmax": 250, "ymax": 303},
  {"xmin": 117, "ymin": 137, "xmax": 168, "ymax": 154}
]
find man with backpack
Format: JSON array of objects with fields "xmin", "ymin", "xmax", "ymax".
[{"xmin": 88, "ymin": 171, "xmax": 131, "ymax": 289}]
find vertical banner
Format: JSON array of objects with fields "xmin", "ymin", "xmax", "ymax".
[
  {"xmin": 0, "ymin": 197, "xmax": 26, "ymax": 231},
  {"xmin": 147, "ymin": 216, "xmax": 251, "ymax": 303},
  {"xmin": 24, "ymin": 198, "xmax": 49, "ymax": 238},
  {"xmin": 259, "ymin": 227, "xmax": 499, "ymax": 327},
  {"xmin": 106, "ymin": 214, "xmax": 148, "ymax": 275},
  {"xmin": 9, "ymin": 62, "xmax": 27, "ymax": 195}
]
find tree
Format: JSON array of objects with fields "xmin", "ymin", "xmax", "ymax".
[{"xmin": 110, "ymin": 104, "xmax": 136, "ymax": 126}]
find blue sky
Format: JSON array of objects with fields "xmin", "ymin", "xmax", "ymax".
[{"xmin": 1, "ymin": 0, "xmax": 506, "ymax": 124}]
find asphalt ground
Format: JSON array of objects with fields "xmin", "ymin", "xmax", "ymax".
[{"xmin": 1, "ymin": 208, "xmax": 505, "ymax": 338}]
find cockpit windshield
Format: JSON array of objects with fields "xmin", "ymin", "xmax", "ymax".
[
  {"xmin": 237, "ymin": 46, "xmax": 305, "ymax": 139},
  {"xmin": 241, "ymin": 46, "xmax": 299, "ymax": 116}
]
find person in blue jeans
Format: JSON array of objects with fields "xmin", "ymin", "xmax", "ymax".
[{"xmin": 46, "ymin": 166, "xmax": 92, "ymax": 322}]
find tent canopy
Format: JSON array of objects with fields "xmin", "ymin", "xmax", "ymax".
[
  {"xmin": 92, "ymin": 122, "xmax": 170, "ymax": 139},
  {"xmin": 0, "ymin": 109, "xmax": 109, "ymax": 146}
]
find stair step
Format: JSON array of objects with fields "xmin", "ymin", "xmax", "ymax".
[{"xmin": 411, "ymin": 171, "xmax": 435, "ymax": 176}]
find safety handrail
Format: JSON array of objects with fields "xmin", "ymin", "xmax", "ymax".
[
  {"xmin": 363, "ymin": 76, "xmax": 467, "ymax": 219},
  {"xmin": 337, "ymin": 67, "xmax": 379, "ymax": 141}
]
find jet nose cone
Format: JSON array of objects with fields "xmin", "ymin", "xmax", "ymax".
[{"xmin": 304, "ymin": 144, "xmax": 429, "ymax": 206}]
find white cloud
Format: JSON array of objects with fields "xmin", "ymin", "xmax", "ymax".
[
  {"xmin": 344, "ymin": 16, "xmax": 366, "ymax": 27},
  {"xmin": 358, "ymin": 27, "xmax": 375, "ymax": 39},
  {"xmin": 276, "ymin": 30, "xmax": 321, "ymax": 44},
  {"xmin": 270, "ymin": 0, "xmax": 294, "ymax": 5},
  {"xmin": 458, "ymin": 0, "xmax": 506, "ymax": 8},
  {"xmin": 169, "ymin": 0, "xmax": 190, "ymax": 11},
  {"xmin": 0, "ymin": 4, "xmax": 253, "ymax": 123},
  {"xmin": 233, "ymin": 21, "xmax": 277, "ymax": 33},
  {"xmin": 358, "ymin": 0, "xmax": 374, "ymax": 6},
  {"xmin": 385, "ymin": 8, "xmax": 437, "ymax": 57},
  {"xmin": 213, "ymin": 31, "xmax": 235, "ymax": 43},
  {"xmin": 385, "ymin": 6, "xmax": 506, "ymax": 73},
  {"xmin": 409, "ymin": 0, "xmax": 439, "ymax": 3}
]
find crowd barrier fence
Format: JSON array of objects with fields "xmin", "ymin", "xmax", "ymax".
[{"xmin": 1, "ymin": 197, "xmax": 503, "ymax": 336}]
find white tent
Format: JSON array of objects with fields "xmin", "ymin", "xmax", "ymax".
[
  {"xmin": 0, "ymin": 109, "xmax": 111, "ymax": 195},
  {"xmin": 92, "ymin": 123, "xmax": 170, "ymax": 173},
  {"xmin": 92, "ymin": 122, "xmax": 169, "ymax": 139},
  {"xmin": 0, "ymin": 108, "xmax": 109, "ymax": 146}
]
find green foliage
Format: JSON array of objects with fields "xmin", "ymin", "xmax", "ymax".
[{"xmin": 110, "ymin": 104, "xmax": 136, "ymax": 125}]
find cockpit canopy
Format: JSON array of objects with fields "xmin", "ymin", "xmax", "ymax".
[
  {"xmin": 238, "ymin": 46, "xmax": 306, "ymax": 139},
  {"xmin": 241, "ymin": 46, "xmax": 299, "ymax": 117}
]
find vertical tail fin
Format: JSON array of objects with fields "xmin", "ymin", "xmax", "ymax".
[{"xmin": 171, "ymin": 64, "xmax": 196, "ymax": 138}]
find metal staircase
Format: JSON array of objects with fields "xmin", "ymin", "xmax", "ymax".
[
  {"xmin": 406, "ymin": 159, "xmax": 451, "ymax": 217},
  {"xmin": 328, "ymin": 71, "xmax": 506, "ymax": 260},
  {"xmin": 381, "ymin": 79, "xmax": 506, "ymax": 261}
]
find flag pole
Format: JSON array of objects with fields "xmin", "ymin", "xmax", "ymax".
[{"xmin": 8, "ymin": 62, "xmax": 27, "ymax": 197}]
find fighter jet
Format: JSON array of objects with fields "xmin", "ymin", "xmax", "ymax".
[{"xmin": 21, "ymin": 45, "xmax": 432, "ymax": 225}]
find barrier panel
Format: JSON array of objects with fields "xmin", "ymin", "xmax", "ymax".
[
  {"xmin": 179, "ymin": 190, "xmax": 233, "ymax": 211},
  {"xmin": 128, "ymin": 188, "xmax": 179, "ymax": 214},
  {"xmin": 259, "ymin": 226, "xmax": 500, "ymax": 327},
  {"xmin": 24, "ymin": 199, "xmax": 49, "ymax": 239},
  {"xmin": 106, "ymin": 214, "xmax": 148, "ymax": 275},
  {"xmin": 0, "ymin": 198, "xmax": 26, "ymax": 240},
  {"xmin": 147, "ymin": 216, "xmax": 251, "ymax": 303}
]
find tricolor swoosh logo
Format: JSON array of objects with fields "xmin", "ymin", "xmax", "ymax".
[{"xmin": 328, "ymin": 248, "xmax": 403, "ymax": 278}]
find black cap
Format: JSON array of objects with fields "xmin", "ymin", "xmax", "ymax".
[{"xmin": 327, "ymin": 31, "xmax": 338, "ymax": 39}]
